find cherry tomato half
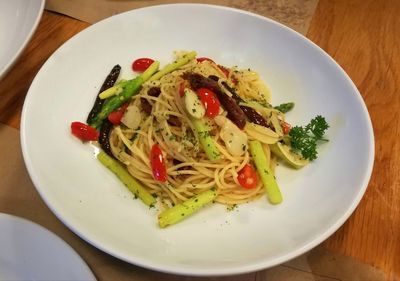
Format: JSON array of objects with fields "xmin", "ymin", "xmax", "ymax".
[
  {"xmin": 281, "ymin": 121, "xmax": 292, "ymax": 135},
  {"xmin": 196, "ymin": 57, "xmax": 215, "ymax": 63},
  {"xmin": 70, "ymin": 121, "xmax": 99, "ymax": 141},
  {"xmin": 132, "ymin": 58, "xmax": 154, "ymax": 72},
  {"xmin": 150, "ymin": 144, "xmax": 167, "ymax": 182},
  {"xmin": 108, "ymin": 103, "xmax": 129, "ymax": 125},
  {"xmin": 196, "ymin": 88, "xmax": 220, "ymax": 118},
  {"xmin": 237, "ymin": 164, "xmax": 258, "ymax": 189}
]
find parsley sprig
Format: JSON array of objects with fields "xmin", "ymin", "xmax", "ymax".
[{"xmin": 289, "ymin": 115, "xmax": 329, "ymax": 161}]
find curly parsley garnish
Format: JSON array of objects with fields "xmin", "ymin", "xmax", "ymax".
[{"xmin": 289, "ymin": 115, "xmax": 329, "ymax": 161}]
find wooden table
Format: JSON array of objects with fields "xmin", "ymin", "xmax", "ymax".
[{"xmin": 1, "ymin": 0, "xmax": 399, "ymax": 279}]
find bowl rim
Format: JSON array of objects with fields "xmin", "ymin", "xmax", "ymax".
[{"xmin": 0, "ymin": 0, "xmax": 45, "ymax": 80}]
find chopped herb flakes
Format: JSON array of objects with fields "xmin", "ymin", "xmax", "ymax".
[{"xmin": 227, "ymin": 204, "xmax": 238, "ymax": 211}]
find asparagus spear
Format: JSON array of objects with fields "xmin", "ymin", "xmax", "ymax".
[
  {"xmin": 192, "ymin": 118, "xmax": 220, "ymax": 161},
  {"xmin": 158, "ymin": 189, "xmax": 217, "ymax": 228},
  {"xmin": 149, "ymin": 51, "xmax": 197, "ymax": 81},
  {"xmin": 98, "ymin": 79, "xmax": 129, "ymax": 99},
  {"xmin": 249, "ymin": 140, "xmax": 283, "ymax": 204},
  {"xmin": 274, "ymin": 102, "xmax": 295, "ymax": 113},
  {"xmin": 89, "ymin": 61, "xmax": 160, "ymax": 129},
  {"xmin": 97, "ymin": 151, "xmax": 156, "ymax": 207}
]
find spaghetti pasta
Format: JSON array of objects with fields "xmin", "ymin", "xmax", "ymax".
[
  {"xmin": 69, "ymin": 51, "xmax": 328, "ymax": 227},
  {"xmin": 108, "ymin": 51, "xmax": 288, "ymax": 209}
]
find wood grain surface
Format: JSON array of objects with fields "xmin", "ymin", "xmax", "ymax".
[
  {"xmin": 46, "ymin": 0, "xmax": 318, "ymax": 35},
  {"xmin": 0, "ymin": 12, "xmax": 89, "ymax": 129},
  {"xmin": 0, "ymin": 0, "xmax": 399, "ymax": 279},
  {"xmin": 306, "ymin": 1, "xmax": 400, "ymax": 280}
]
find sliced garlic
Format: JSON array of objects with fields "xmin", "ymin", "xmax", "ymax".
[
  {"xmin": 184, "ymin": 88, "xmax": 205, "ymax": 119},
  {"xmin": 270, "ymin": 112, "xmax": 283, "ymax": 136},
  {"xmin": 214, "ymin": 115, "xmax": 248, "ymax": 156},
  {"xmin": 121, "ymin": 105, "xmax": 141, "ymax": 129}
]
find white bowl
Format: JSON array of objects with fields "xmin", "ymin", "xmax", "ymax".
[
  {"xmin": 21, "ymin": 4, "xmax": 374, "ymax": 276},
  {"xmin": 0, "ymin": 213, "xmax": 96, "ymax": 280},
  {"xmin": 0, "ymin": 0, "xmax": 44, "ymax": 79}
]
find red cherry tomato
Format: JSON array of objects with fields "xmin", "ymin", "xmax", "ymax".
[
  {"xmin": 150, "ymin": 144, "xmax": 167, "ymax": 182},
  {"xmin": 281, "ymin": 121, "xmax": 292, "ymax": 135},
  {"xmin": 132, "ymin": 58, "xmax": 154, "ymax": 72},
  {"xmin": 196, "ymin": 88, "xmax": 220, "ymax": 118},
  {"xmin": 108, "ymin": 103, "xmax": 129, "ymax": 125},
  {"xmin": 196, "ymin": 57, "xmax": 215, "ymax": 63},
  {"xmin": 70, "ymin": 122, "xmax": 99, "ymax": 141},
  {"xmin": 237, "ymin": 164, "xmax": 258, "ymax": 189}
]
